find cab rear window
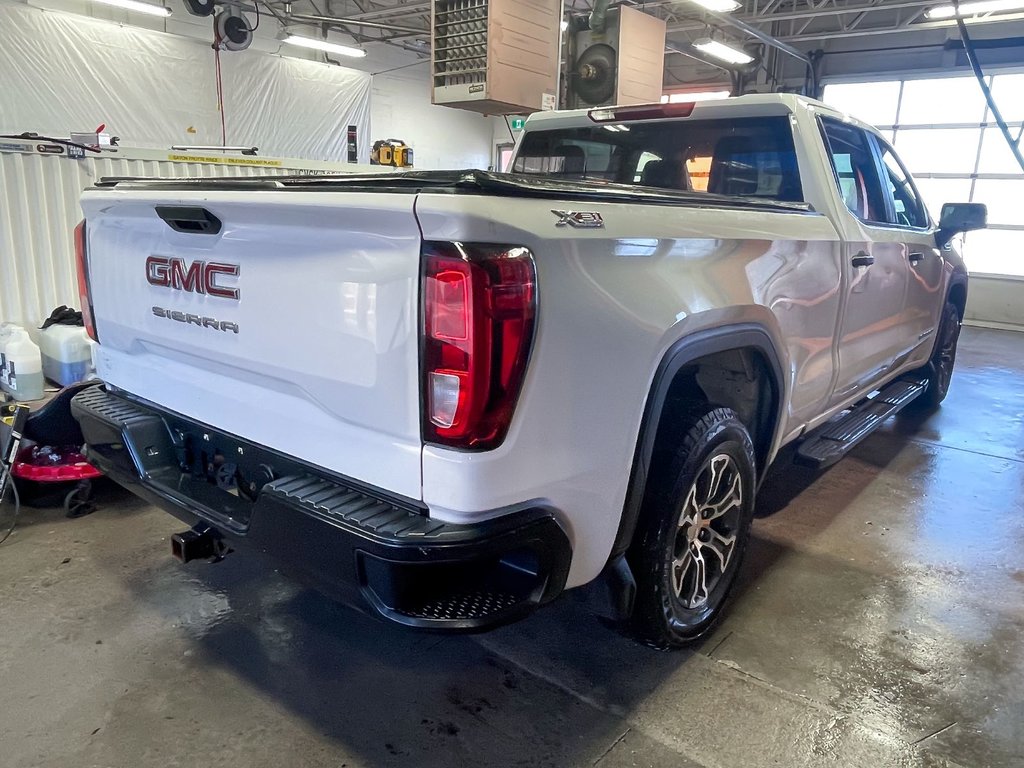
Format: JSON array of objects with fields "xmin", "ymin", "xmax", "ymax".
[{"xmin": 511, "ymin": 116, "xmax": 803, "ymax": 202}]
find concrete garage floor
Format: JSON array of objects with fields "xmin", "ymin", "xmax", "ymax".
[{"xmin": 2, "ymin": 326, "xmax": 1023, "ymax": 768}]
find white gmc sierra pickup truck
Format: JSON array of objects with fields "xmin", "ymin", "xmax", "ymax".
[{"xmin": 69, "ymin": 94, "xmax": 986, "ymax": 647}]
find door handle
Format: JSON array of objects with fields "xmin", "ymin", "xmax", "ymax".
[
  {"xmin": 155, "ymin": 206, "xmax": 222, "ymax": 235},
  {"xmin": 908, "ymin": 251, "xmax": 925, "ymax": 265},
  {"xmin": 851, "ymin": 252, "xmax": 875, "ymax": 268}
]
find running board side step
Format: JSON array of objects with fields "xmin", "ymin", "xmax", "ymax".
[{"xmin": 795, "ymin": 378, "xmax": 929, "ymax": 469}]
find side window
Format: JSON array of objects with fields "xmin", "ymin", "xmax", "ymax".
[
  {"xmin": 820, "ymin": 118, "xmax": 888, "ymax": 224},
  {"xmin": 512, "ymin": 138, "xmax": 620, "ymax": 180},
  {"xmin": 876, "ymin": 142, "xmax": 929, "ymax": 228}
]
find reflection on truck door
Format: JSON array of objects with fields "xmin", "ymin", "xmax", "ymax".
[
  {"xmin": 875, "ymin": 138, "xmax": 945, "ymax": 362},
  {"xmin": 821, "ymin": 118, "xmax": 913, "ymax": 404}
]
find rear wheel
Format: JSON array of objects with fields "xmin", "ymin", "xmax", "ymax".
[
  {"xmin": 627, "ymin": 407, "xmax": 756, "ymax": 648},
  {"xmin": 914, "ymin": 301, "xmax": 961, "ymax": 410}
]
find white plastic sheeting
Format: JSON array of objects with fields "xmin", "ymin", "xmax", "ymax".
[
  {"xmin": 0, "ymin": 2, "xmax": 371, "ymax": 162},
  {"xmin": 0, "ymin": 145, "xmax": 382, "ymax": 326}
]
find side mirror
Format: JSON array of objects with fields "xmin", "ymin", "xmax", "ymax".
[{"xmin": 937, "ymin": 202, "xmax": 987, "ymax": 247}]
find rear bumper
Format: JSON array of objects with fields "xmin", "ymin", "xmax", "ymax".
[{"xmin": 70, "ymin": 384, "xmax": 571, "ymax": 631}]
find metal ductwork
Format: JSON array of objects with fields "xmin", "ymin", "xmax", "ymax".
[{"xmin": 589, "ymin": 0, "xmax": 611, "ymax": 34}]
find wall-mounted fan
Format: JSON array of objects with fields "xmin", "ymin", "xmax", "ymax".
[
  {"xmin": 567, "ymin": 6, "xmax": 666, "ymax": 109},
  {"xmin": 572, "ymin": 43, "xmax": 617, "ymax": 106}
]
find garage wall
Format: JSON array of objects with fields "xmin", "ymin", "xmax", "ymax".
[
  {"xmin": 965, "ymin": 275, "xmax": 1024, "ymax": 331},
  {"xmin": 1, "ymin": 0, "xmax": 494, "ymax": 171},
  {"xmin": 371, "ymin": 67, "xmax": 494, "ymax": 171},
  {"xmin": 0, "ymin": 1, "xmax": 371, "ymax": 162}
]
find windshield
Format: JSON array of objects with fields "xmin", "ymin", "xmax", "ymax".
[{"xmin": 511, "ymin": 116, "xmax": 802, "ymax": 202}]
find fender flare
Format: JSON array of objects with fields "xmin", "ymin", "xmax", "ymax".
[
  {"xmin": 947, "ymin": 271, "xmax": 969, "ymax": 316},
  {"xmin": 607, "ymin": 323, "xmax": 787, "ymax": 563}
]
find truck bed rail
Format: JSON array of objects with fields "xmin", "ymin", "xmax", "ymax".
[{"xmin": 94, "ymin": 170, "xmax": 815, "ymax": 214}]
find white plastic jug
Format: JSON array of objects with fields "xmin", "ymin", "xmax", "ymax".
[
  {"xmin": 2, "ymin": 329, "xmax": 44, "ymax": 401},
  {"xmin": 38, "ymin": 325, "xmax": 94, "ymax": 386},
  {"xmin": 0, "ymin": 323, "xmax": 25, "ymax": 385}
]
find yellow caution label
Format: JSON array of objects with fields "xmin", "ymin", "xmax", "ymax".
[{"xmin": 167, "ymin": 154, "xmax": 284, "ymax": 167}]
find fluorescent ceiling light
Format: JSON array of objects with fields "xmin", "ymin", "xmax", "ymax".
[
  {"xmin": 660, "ymin": 90, "xmax": 731, "ymax": 103},
  {"xmin": 684, "ymin": 0, "xmax": 742, "ymax": 12},
  {"xmin": 926, "ymin": 0, "xmax": 1024, "ymax": 18},
  {"xmin": 92, "ymin": 0, "xmax": 171, "ymax": 16},
  {"xmin": 692, "ymin": 38, "xmax": 754, "ymax": 65},
  {"xmin": 282, "ymin": 33, "xmax": 367, "ymax": 58}
]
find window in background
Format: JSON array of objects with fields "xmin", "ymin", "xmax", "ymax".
[
  {"xmin": 823, "ymin": 73, "xmax": 1024, "ymax": 277},
  {"xmin": 962, "ymin": 229, "xmax": 1024, "ymax": 275},
  {"xmin": 913, "ymin": 178, "xmax": 973, "ymax": 219},
  {"xmin": 498, "ymin": 144, "xmax": 515, "ymax": 172},
  {"xmin": 990, "ymin": 74, "xmax": 1024, "ymax": 121},
  {"xmin": 977, "ymin": 127, "xmax": 1024, "ymax": 173},
  {"xmin": 898, "ymin": 76, "xmax": 988, "ymax": 124},
  {"xmin": 893, "ymin": 128, "xmax": 983, "ymax": 175},
  {"xmin": 820, "ymin": 81, "xmax": 901, "ymax": 127},
  {"xmin": 971, "ymin": 179, "xmax": 1024, "ymax": 227}
]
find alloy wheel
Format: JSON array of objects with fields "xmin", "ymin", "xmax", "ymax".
[{"xmin": 670, "ymin": 453, "xmax": 744, "ymax": 609}]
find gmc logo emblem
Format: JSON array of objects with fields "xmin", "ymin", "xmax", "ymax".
[{"xmin": 146, "ymin": 256, "xmax": 240, "ymax": 300}]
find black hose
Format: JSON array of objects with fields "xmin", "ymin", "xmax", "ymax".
[
  {"xmin": 0, "ymin": 466, "xmax": 22, "ymax": 546},
  {"xmin": 954, "ymin": 0, "xmax": 1024, "ymax": 174}
]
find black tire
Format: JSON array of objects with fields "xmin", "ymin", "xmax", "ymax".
[
  {"xmin": 64, "ymin": 480, "xmax": 96, "ymax": 519},
  {"xmin": 627, "ymin": 407, "xmax": 756, "ymax": 648},
  {"xmin": 913, "ymin": 301, "xmax": 961, "ymax": 410}
]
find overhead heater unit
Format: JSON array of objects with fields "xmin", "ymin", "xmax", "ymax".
[
  {"xmin": 431, "ymin": 0, "xmax": 561, "ymax": 115},
  {"xmin": 568, "ymin": 6, "xmax": 666, "ymax": 109}
]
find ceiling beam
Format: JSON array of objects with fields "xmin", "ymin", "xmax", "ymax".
[
  {"xmin": 667, "ymin": 0, "xmax": 940, "ymax": 33},
  {"xmin": 284, "ymin": 11, "xmax": 427, "ymax": 34},
  {"xmin": 775, "ymin": 10, "xmax": 1024, "ymax": 41},
  {"xmin": 696, "ymin": 6, "xmax": 813, "ymax": 64}
]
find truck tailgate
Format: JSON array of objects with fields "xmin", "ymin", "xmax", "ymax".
[{"xmin": 79, "ymin": 189, "xmax": 423, "ymax": 501}]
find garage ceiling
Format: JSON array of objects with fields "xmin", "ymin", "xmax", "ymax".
[
  {"xmin": 260, "ymin": 0, "xmax": 1024, "ymax": 92},
  {"xmin": 261, "ymin": 0, "xmax": 1024, "ymax": 48}
]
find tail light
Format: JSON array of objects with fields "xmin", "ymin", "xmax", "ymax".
[
  {"xmin": 74, "ymin": 220, "xmax": 97, "ymax": 341},
  {"xmin": 422, "ymin": 242, "xmax": 537, "ymax": 450}
]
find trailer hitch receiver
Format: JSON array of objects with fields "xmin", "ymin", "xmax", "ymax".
[{"xmin": 171, "ymin": 525, "xmax": 231, "ymax": 563}]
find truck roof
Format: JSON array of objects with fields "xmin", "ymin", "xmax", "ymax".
[{"xmin": 523, "ymin": 92, "xmax": 881, "ymax": 138}]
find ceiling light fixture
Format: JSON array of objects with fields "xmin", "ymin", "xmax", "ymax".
[
  {"xmin": 684, "ymin": 0, "xmax": 742, "ymax": 12},
  {"xmin": 926, "ymin": 0, "xmax": 1024, "ymax": 17},
  {"xmin": 282, "ymin": 33, "xmax": 367, "ymax": 58},
  {"xmin": 91, "ymin": 0, "xmax": 171, "ymax": 16},
  {"xmin": 692, "ymin": 38, "xmax": 754, "ymax": 65}
]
